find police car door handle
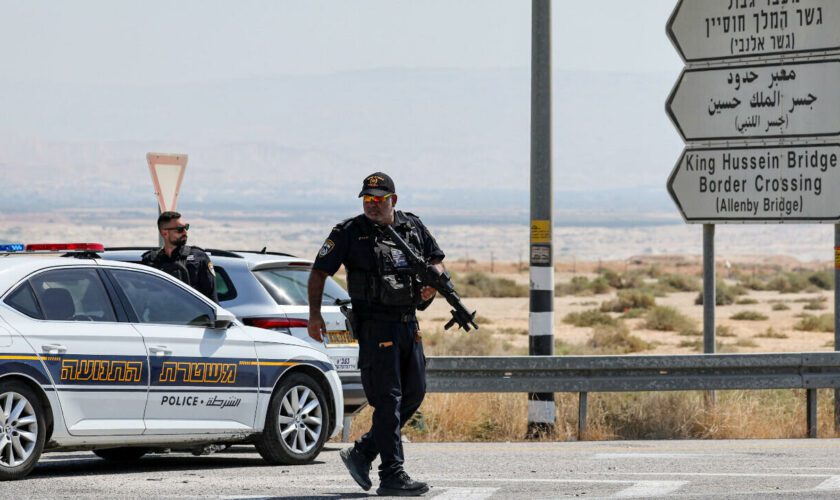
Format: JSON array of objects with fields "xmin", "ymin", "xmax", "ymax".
[
  {"xmin": 41, "ymin": 344, "xmax": 67, "ymax": 355},
  {"xmin": 149, "ymin": 346, "xmax": 172, "ymax": 357}
]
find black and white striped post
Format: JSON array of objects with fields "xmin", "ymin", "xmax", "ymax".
[{"xmin": 527, "ymin": 0, "xmax": 555, "ymax": 438}]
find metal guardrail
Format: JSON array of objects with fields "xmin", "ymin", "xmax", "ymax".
[{"xmin": 426, "ymin": 353, "xmax": 840, "ymax": 439}]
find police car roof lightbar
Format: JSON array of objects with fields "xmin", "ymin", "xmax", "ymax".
[
  {"xmin": 25, "ymin": 243, "xmax": 106, "ymax": 252},
  {"xmin": 0, "ymin": 243, "xmax": 25, "ymax": 252}
]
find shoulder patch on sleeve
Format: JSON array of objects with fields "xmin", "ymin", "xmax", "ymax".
[{"xmin": 318, "ymin": 239, "xmax": 336, "ymax": 258}]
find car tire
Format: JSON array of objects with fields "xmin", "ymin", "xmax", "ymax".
[
  {"xmin": 93, "ymin": 447, "xmax": 149, "ymax": 462},
  {"xmin": 256, "ymin": 372, "xmax": 330, "ymax": 465},
  {"xmin": 0, "ymin": 381, "xmax": 47, "ymax": 481}
]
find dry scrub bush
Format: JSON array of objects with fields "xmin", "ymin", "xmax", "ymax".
[
  {"xmin": 643, "ymin": 306, "xmax": 699, "ymax": 336},
  {"xmin": 422, "ymin": 327, "xmax": 519, "ymax": 356},
  {"xmin": 562, "ymin": 309, "xmax": 617, "ymax": 328},
  {"xmin": 695, "ymin": 283, "xmax": 747, "ymax": 306},
  {"xmin": 453, "ymin": 272, "xmax": 527, "ymax": 298},
  {"xmin": 730, "ymin": 311, "xmax": 768, "ymax": 321},
  {"xmin": 657, "ymin": 274, "xmax": 701, "ymax": 292},
  {"xmin": 794, "ymin": 313, "xmax": 834, "ymax": 333},
  {"xmin": 755, "ymin": 327, "xmax": 788, "ymax": 339},
  {"xmin": 600, "ymin": 290, "xmax": 656, "ymax": 313},
  {"xmin": 556, "ymin": 276, "xmax": 611, "ymax": 296},
  {"xmin": 716, "ymin": 325, "xmax": 736, "ymax": 337},
  {"xmin": 587, "ymin": 322, "xmax": 652, "ymax": 354},
  {"xmin": 771, "ymin": 302, "xmax": 790, "ymax": 311}
]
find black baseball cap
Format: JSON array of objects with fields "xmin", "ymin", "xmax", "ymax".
[{"xmin": 358, "ymin": 172, "xmax": 395, "ymax": 197}]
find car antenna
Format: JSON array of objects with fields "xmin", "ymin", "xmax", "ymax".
[{"xmin": 260, "ymin": 247, "xmax": 267, "ymax": 254}]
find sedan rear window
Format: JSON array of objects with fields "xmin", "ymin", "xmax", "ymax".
[
  {"xmin": 4, "ymin": 282, "xmax": 43, "ymax": 319},
  {"xmin": 254, "ymin": 268, "xmax": 349, "ymax": 306}
]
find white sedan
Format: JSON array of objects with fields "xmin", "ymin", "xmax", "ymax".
[{"xmin": 0, "ymin": 243, "xmax": 343, "ymax": 480}]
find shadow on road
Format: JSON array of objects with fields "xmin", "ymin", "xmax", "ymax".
[{"xmin": 31, "ymin": 453, "xmax": 326, "ymax": 479}]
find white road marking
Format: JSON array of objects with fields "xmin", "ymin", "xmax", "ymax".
[
  {"xmin": 612, "ymin": 480, "xmax": 687, "ymax": 498},
  {"xmin": 594, "ymin": 453, "xmax": 707, "ymax": 459},
  {"xmin": 434, "ymin": 487, "xmax": 499, "ymax": 499},
  {"xmin": 814, "ymin": 475, "xmax": 840, "ymax": 491}
]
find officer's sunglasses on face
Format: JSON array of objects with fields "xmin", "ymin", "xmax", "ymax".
[
  {"xmin": 362, "ymin": 194, "xmax": 393, "ymax": 203},
  {"xmin": 163, "ymin": 224, "xmax": 190, "ymax": 233}
]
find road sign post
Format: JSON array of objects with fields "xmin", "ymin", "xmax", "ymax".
[{"xmin": 668, "ymin": 0, "xmax": 840, "ymax": 429}]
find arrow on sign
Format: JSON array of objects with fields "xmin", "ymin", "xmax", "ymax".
[
  {"xmin": 668, "ymin": 0, "xmax": 840, "ymax": 63},
  {"xmin": 667, "ymin": 144, "xmax": 840, "ymax": 223},
  {"xmin": 666, "ymin": 60, "xmax": 840, "ymax": 142}
]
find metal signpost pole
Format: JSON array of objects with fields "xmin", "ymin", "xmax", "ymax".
[
  {"xmin": 527, "ymin": 0, "xmax": 555, "ymax": 438},
  {"xmin": 836, "ymin": 225, "xmax": 840, "ymax": 431},
  {"xmin": 703, "ymin": 224, "xmax": 716, "ymax": 406},
  {"xmin": 703, "ymin": 224, "xmax": 715, "ymax": 354}
]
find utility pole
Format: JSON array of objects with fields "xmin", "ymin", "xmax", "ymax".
[{"xmin": 527, "ymin": 0, "xmax": 555, "ymax": 438}]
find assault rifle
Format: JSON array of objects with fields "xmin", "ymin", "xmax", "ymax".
[{"xmin": 383, "ymin": 225, "xmax": 478, "ymax": 332}]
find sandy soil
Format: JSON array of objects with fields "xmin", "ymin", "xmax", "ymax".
[{"xmin": 418, "ymin": 259, "xmax": 836, "ymax": 355}]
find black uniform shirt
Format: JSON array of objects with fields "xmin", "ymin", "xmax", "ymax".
[
  {"xmin": 141, "ymin": 245, "xmax": 218, "ymax": 303},
  {"xmin": 313, "ymin": 211, "xmax": 445, "ymax": 318}
]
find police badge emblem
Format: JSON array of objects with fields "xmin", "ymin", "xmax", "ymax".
[{"xmin": 319, "ymin": 239, "xmax": 335, "ymax": 257}]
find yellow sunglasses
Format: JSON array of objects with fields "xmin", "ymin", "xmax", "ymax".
[{"xmin": 362, "ymin": 194, "xmax": 394, "ymax": 203}]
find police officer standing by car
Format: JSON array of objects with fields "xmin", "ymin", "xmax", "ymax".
[
  {"xmin": 308, "ymin": 172, "xmax": 444, "ymax": 497},
  {"xmin": 141, "ymin": 211, "xmax": 218, "ymax": 303}
]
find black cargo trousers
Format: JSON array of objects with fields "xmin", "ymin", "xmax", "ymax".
[{"xmin": 353, "ymin": 317, "xmax": 426, "ymax": 480}]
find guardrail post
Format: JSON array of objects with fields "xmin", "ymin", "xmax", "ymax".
[
  {"xmin": 703, "ymin": 224, "xmax": 716, "ymax": 407},
  {"xmin": 807, "ymin": 389, "xmax": 818, "ymax": 438},
  {"xmin": 578, "ymin": 392, "xmax": 588, "ymax": 440},
  {"xmin": 835, "ymin": 224, "xmax": 840, "ymax": 433}
]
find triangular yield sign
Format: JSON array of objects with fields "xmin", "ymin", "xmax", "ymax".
[{"xmin": 147, "ymin": 153, "xmax": 188, "ymax": 212}]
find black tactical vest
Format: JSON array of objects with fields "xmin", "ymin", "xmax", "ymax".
[{"xmin": 347, "ymin": 213, "xmax": 425, "ymax": 308}]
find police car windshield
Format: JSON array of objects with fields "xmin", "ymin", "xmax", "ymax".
[{"xmin": 254, "ymin": 268, "xmax": 349, "ymax": 306}]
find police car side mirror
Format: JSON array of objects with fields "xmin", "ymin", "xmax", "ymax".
[{"xmin": 213, "ymin": 308, "xmax": 236, "ymax": 330}]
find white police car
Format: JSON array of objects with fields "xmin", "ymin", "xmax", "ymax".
[{"xmin": 0, "ymin": 243, "xmax": 343, "ymax": 481}]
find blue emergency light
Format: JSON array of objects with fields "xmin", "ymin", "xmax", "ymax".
[{"xmin": 0, "ymin": 243, "xmax": 25, "ymax": 252}]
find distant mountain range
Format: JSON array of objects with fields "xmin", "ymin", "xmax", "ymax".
[{"xmin": 0, "ymin": 67, "xmax": 684, "ymax": 225}]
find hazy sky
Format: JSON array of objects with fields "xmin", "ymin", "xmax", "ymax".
[
  {"xmin": 0, "ymin": 0, "xmax": 687, "ymax": 211},
  {"xmin": 1, "ymin": 0, "xmax": 682, "ymax": 84}
]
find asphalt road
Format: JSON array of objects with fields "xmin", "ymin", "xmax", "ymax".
[{"xmin": 8, "ymin": 439, "xmax": 840, "ymax": 499}]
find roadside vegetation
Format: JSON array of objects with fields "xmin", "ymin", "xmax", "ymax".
[{"xmin": 377, "ymin": 262, "xmax": 839, "ymax": 443}]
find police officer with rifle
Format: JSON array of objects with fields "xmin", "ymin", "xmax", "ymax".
[{"xmin": 307, "ymin": 172, "xmax": 475, "ymax": 496}]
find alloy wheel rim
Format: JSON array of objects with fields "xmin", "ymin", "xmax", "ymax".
[
  {"xmin": 0, "ymin": 391, "xmax": 38, "ymax": 468},
  {"xmin": 277, "ymin": 385, "xmax": 322, "ymax": 454}
]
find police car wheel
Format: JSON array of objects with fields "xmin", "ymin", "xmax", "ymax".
[
  {"xmin": 93, "ymin": 447, "xmax": 149, "ymax": 462},
  {"xmin": 0, "ymin": 382, "xmax": 46, "ymax": 481},
  {"xmin": 256, "ymin": 372, "xmax": 329, "ymax": 465}
]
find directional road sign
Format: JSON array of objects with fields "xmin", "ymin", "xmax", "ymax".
[
  {"xmin": 668, "ymin": 0, "xmax": 840, "ymax": 63},
  {"xmin": 667, "ymin": 59, "xmax": 840, "ymax": 142},
  {"xmin": 147, "ymin": 153, "xmax": 188, "ymax": 213},
  {"xmin": 667, "ymin": 144, "xmax": 840, "ymax": 223}
]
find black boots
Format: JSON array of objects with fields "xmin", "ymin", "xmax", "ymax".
[
  {"xmin": 376, "ymin": 471, "xmax": 429, "ymax": 497},
  {"xmin": 339, "ymin": 447, "xmax": 372, "ymax": 491}
]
